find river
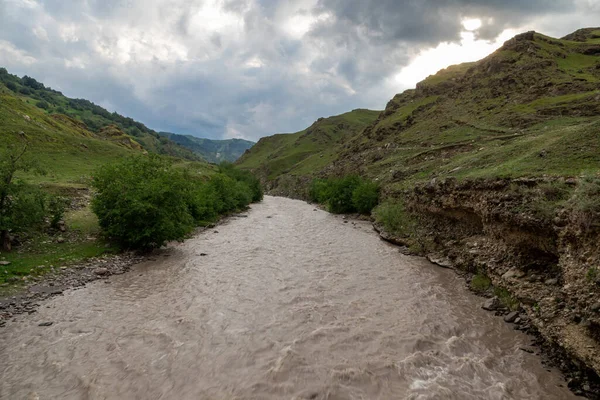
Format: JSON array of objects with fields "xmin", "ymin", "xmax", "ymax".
[{"xmin": 0, "ymin": 196, "xmax": 579, "ymax": 399}]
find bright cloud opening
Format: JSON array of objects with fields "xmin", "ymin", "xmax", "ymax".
[
  {"xmin": 394, "ymin": 29, "xmax": 516, "ymax": 88},
  {"xmin": 462, "ymin": 18, "xmax": 483, "ymax": 31}
]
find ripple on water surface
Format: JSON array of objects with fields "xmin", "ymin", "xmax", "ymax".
[{"xmin": 0, "ymin": 197, "xmax": 578, "ymax": 399}]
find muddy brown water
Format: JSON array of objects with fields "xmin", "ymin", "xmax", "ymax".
[{"xmin": 0, "ymin": 196, "xmax": 580, "ymax": 399}]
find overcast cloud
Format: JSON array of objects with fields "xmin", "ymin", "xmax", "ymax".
[{"xmin": 0, "ymin": 0, "xmax": 598, "ymax": 140}]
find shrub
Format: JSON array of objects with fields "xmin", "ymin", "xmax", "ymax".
[
  {"xmin": 35, "ymin": 100, "xmax": 50, "ymax": 110},
  {"xmin": 91, "ymin": 155, "xmax": 195, "ymax": 250},
  {"xmin": 571, "ymin": 176, "xmax": 600, "ymax": 231},
  {"xmin": 352, "ymin": 180, "xmax": 379, "ymax": 214},
  {"xmin": 48, "ymin": 196, "xmax": 68, "ymax": 229},
  {"xmin": 308, "ymin": 179, "xmax": 330, "ymax": 204},
  {"xmin": 373, "ymin": 200, "xmax": 416, "ymax": 237},
  {"xmin": 218, "ymin": 162, "xmax": 263, "ymax": 202},
  {"xmin": 470, "ymin": 273, "xmax": 492, "ymax": 293},
  {"xmin": 327, "ymin": 176, "xmax": 362, "ymax": 214},
  {"xmin": 186, "ymin": 183, "xmax": 219, "ymax": 225},
  {"xmin": 5, "ymin": 82, "xmax": 17, "ymax": 92}
]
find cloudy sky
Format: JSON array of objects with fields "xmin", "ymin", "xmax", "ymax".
[{"xmin": 0, "ymin": 0, "xmax": 598, "ymax": 140}]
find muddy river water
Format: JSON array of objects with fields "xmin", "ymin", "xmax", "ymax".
[{"xmin": 0, "ymin": 196, "xmax": 580, "ymax": 399}]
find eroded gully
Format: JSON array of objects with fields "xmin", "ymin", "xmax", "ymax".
[{"xmin": 0, "ymin": 196, "xmax": 579, "ymax": 399}]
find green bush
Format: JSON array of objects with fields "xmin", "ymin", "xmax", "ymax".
[
  {"xmin": 92, "ymin": 155, "xmax": 196, "ymax": 250},
  {"xmin": 352, "ymin": 180, "xmax": 379, "ymax": 214},
  {"xmin": 308, "ymin": 176, "xmax": 379, "ymax": 215},
  {"xmin": 327, "ymin": 176, "xmax": 362, "ymax": 214},
  {"xmin": 308, "ymin": 179, "xmax": 330, "ymax": 203},
  {"xmin": 48, "ymin": 196, "xmax": 68, "ymax": 229},
  {"xmin": 186, "ymin": 183, "xmax": 219, "ymax": 225},
  {"xmin": 373, "ymin": 200, "xmax": 416, "ymax": 237},
  {"xmin": 218, "ymin": 162, "xmax": 263, "ymax": 202}
]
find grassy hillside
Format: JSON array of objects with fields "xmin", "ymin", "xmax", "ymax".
[
  {"xmin": 159, "ymin": 133, "xmax": 254, "ymax": 163},
  {"xmin": 236, "ymin": 109, "xmax": 380, "ymax": 180},
  {"xmin": 333, "ymin": 29, "xmax": 600, "ymax": 188},
  {"xmin": 0, "ymin": 68, "xmax": 198, "ymax": 161},
  {"xmin": 239, "ymin": 29, "xmax": 600, "ymax": 193}
]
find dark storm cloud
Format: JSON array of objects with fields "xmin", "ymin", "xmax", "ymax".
[
  {"xmin": 0, "ymin": 0, "xmax": 596, "ymax": 140},
  {"xmin": 313, "ymin": 0, "xmax": 575, "ymax": 44}
]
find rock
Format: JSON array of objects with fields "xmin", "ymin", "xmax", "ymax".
[
  {"xmin": 56, "ymin": 237, "xmax": 65, "ymax": 244},
  {"xmin": 57, "ymin": 221, "xmax": 66, "ymax": 232},
  {"xmin": 514, "ymin": 317, "xmax": 522, "ymax": 324},
  {"xmin": 482, "ymin": 296, "xmax": 501, "ymax": 311},
  {"xmin": 591, "ymin": 303, "xmax": 600, "ymax": 312},
  {"xmin": 502, "ymin": 268, "xmax": 526, "ymax": 280},
  {"xmin": 0, "ymin": 261, "xmax": 10, "ymax": 266},
  {"xmin": 427, "ymin": 255, "xmax": 453, "ymax": 269},
  {"xmin": 93, "ymin": 268, "xmax": 109, "ymax": 276},
  {"xmin": 504, "ymin": 311, "xmax": 519, "ymax": 323},
  {"xmin": 545, "ymin": 278, "xmax": 558, "ymax": 286},
  {"xmin": 38, "ymin": 321, "xmax": 53, "ymax": 327}
]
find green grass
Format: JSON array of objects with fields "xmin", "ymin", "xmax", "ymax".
[
  {"xmin": 0, "ymin": 69, "xmax": 198, "ymax": 160},
  {"xmin": 0, "ymin": 240, "xmax": 114, "ymax": 289},
  {"xmin": 471, "ymin": 273, "xmax": 492, "ymax": 293},
  {"xmin": 237, "ymin": 109, "xmax": 379, "ymax": 179}
]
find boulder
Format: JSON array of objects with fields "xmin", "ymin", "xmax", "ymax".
[
  {"xmin": 93, "ymin": 267, "xmax": 109, "ymax": 276},
  {"xmin": 502, "ymin": 267, "xmax": 526, "ymax": 280},
  {"xmin": 482, "ymin": 296, "xmax": 501, "ymax": 311},
  {"xmin": 504, "ymin": 311, "xmax": 520, "ymax": 323}
]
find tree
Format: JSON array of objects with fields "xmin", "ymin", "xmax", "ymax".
[
  {"xmin": 5, "ymin": 82, "xmax": 17, "ymax": 92},
  {"xmin": 91, "ymin": 155, "xmax": 196, "ymax": 250},
  {"xmin": 0, "ymin": 138, "xmax": 45, "ymax": 250}
]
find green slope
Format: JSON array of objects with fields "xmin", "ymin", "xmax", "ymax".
[
  {"xmin": 0, "ymin": 68, "xmax": 198, "ymax": 161},
  {"xmin": 0, "ymin": 84, "xmax": 214, "ymax": 188},
  {"xmin": 240, "ymin": 29, "xmax": 600, "ymax": 193},
  {"xmin": 236, "ymin": 109, "xmax": 380, "ymax": 180},
  {"xmin": 159, "ymin": 133, "xmax": 254, "ymax": 163}
]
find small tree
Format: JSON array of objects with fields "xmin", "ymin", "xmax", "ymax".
[
  {"xmin": 91, "ymin": 155, "xmax": 195, "ymax": 250},
  {"xmin": 0, "ymin": 138, "xmax": 46, "ymax": 250}
]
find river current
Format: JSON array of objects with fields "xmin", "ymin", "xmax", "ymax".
[{"xmin": 0, "ymin": 196, "xmax": 578, "ymax": 399}]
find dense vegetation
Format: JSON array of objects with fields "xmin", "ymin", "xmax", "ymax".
[
  {"xmin": 92, "ymin": 156, "xmax": 262, "ymax": 250},
  {"xmin": 309, "ymin": 176, "xmax": 379, "ymax": 215}
]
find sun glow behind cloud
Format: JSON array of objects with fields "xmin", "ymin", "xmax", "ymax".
[{"xmin": 394, "ymin": 27, "xmax": 516, "ymax": 89}]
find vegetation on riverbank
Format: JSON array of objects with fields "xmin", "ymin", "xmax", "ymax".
[
  {"xmin": 308, "ymin": 176, "xmax": 379, "ymax": 215},
  {"xmin": 92, "ymin": 156, "xmax": 262, "ymax": 249}
]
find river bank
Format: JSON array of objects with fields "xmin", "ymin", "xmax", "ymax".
[{"xmin": 369, "ymin": 177, "xmax": 600, "ymax": 399}]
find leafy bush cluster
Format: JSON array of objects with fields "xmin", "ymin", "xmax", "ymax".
[
  {"xmin": 91, "ymin": 155, "xmax": 262, "ymax": 250},
  {"xmin": 0, "ymin": 143, "xmax": 66, "ymax": 250},
  {"xmin": 373, "ymin": 200, "xmax": 418, "ymax": 237},
  {"xmin": 308, "ymin": 176, "xmax": 379, "ymax": 214}
]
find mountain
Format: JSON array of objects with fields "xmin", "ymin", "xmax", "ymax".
[
  {"xmin": 239, "ymin": 29, "xmax": 600, "ymax": 191},
  {"xmin": 0, "ymin": 68, "xmax": 199, "ymax": 161},
  {"xmin": 236, "ymin": 109, "xmax": 380, "ymax": 182},
  {"xmin": 159, "ymin": 133, "xmax": 254, "ymax": 163}
]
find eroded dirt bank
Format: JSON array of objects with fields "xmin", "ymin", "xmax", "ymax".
[
  {"xmin": 378, "ymin": 177, "xmax": 600, "ymax": 398},
  {"xmin": 0, "ymin": 196, "xmax": 579, "ymax": 399}
]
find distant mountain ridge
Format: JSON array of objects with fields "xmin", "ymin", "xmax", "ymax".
[{"xmin": 159, "ymin": 133, "xmax": 254, "ymax": 163}]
